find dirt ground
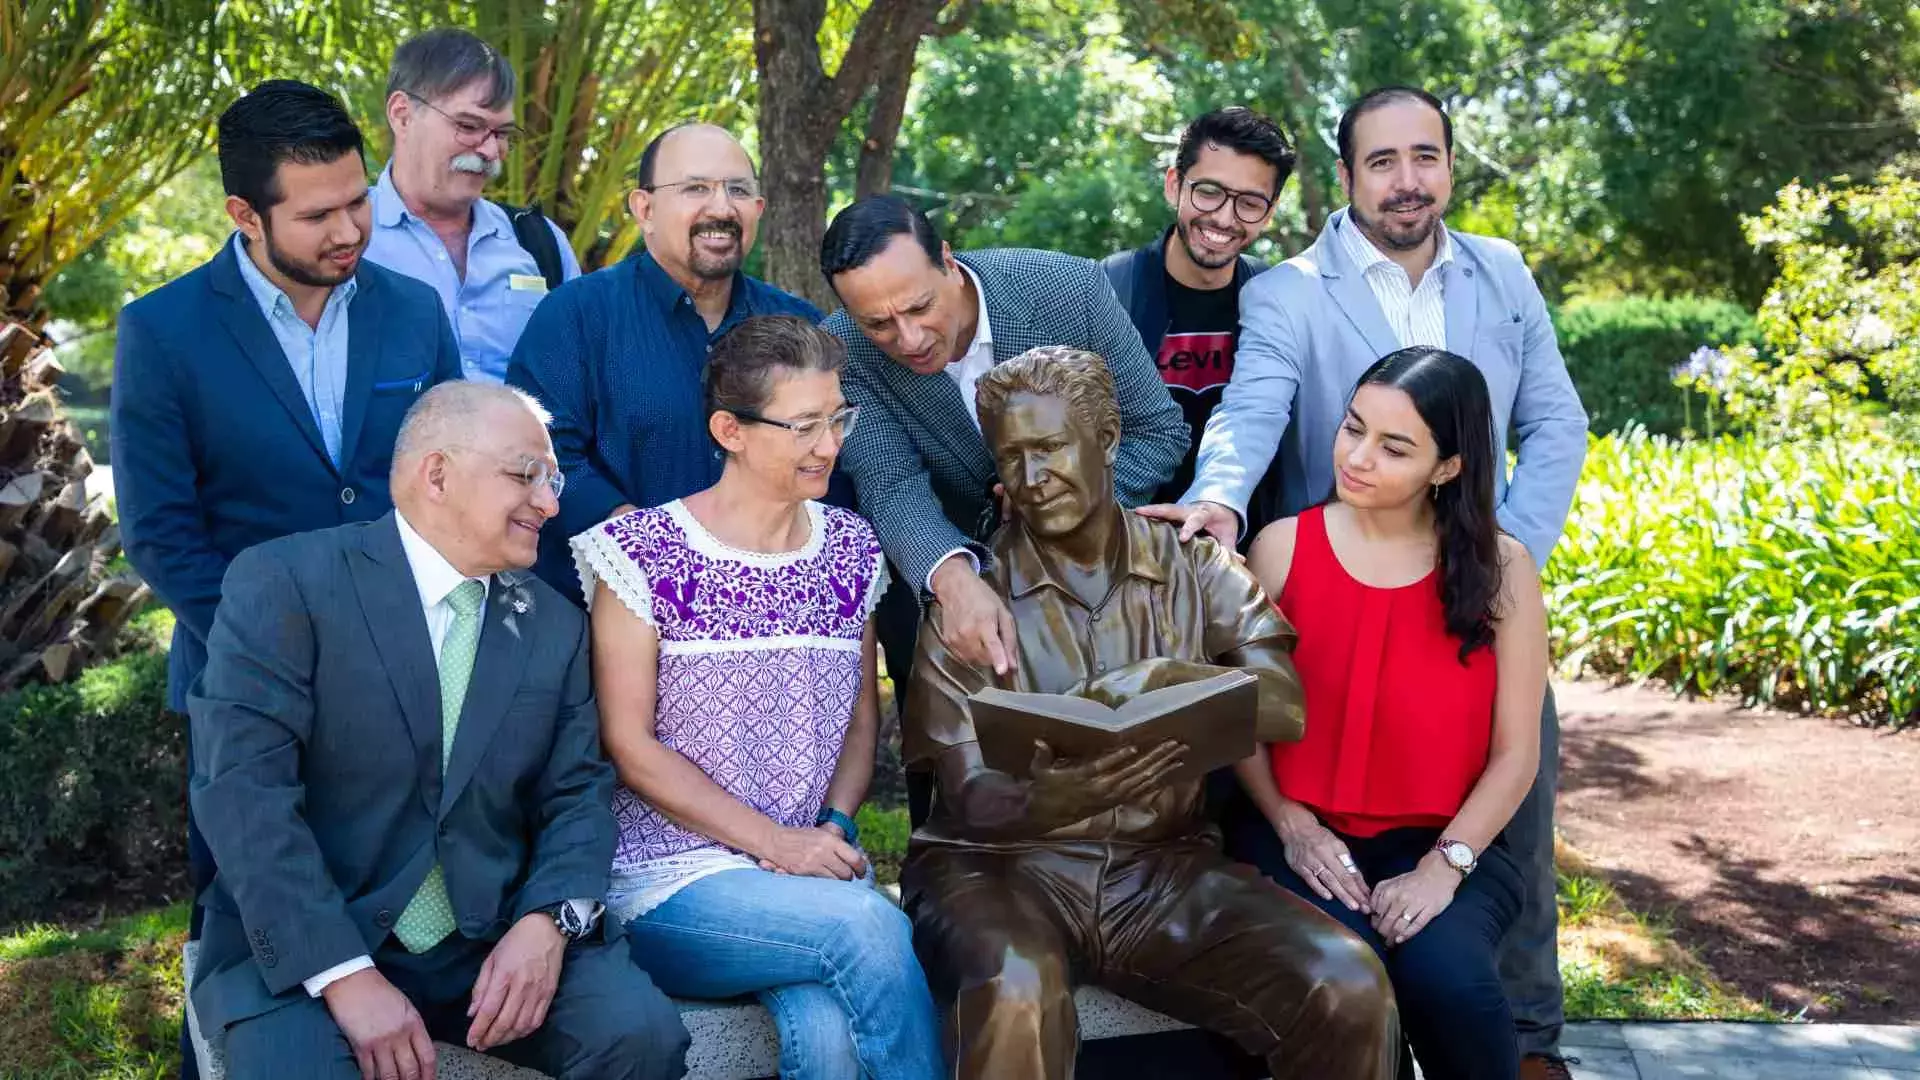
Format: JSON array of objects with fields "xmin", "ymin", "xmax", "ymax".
[{"xmin": 1554, "ymin": 678, "xmax": 1920, "ymax": 1021}]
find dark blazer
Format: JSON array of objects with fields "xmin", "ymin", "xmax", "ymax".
[
  {"xmin": 825, "ymin": 248, "xmax": 1189, "ymax": 595},
  {"xmin": 187, "ymin": 514, "xmax": 617, "ymax": 1034},
  {"xmin": 1099, "ymin": 227, "xmax": 1264, "ymax": 359},
  {"xmin": 111, "ymin": 244, "xmax": 462, "ymax": 711}
]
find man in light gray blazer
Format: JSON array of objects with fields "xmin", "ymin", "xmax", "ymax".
[
  {"xmin": 189, "ymin": 382, "xmax": 688, "ymax": 1080},
  {"xmin": 821, "ymin": 194, "xmax": 1188, "ymax": 688},
  {"xmin": 1147, "ymin": 87, "xmax": 1587, "ymax": 1078}
]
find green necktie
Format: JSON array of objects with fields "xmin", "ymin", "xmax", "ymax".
[{"xmin": 394, "ymin": 578, "xmax": 486, "ymax": 953}]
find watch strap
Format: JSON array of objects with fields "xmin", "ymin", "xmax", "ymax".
[{"xmin": 815, "ymin": 807, "xmax": 859, "ymax": 846}]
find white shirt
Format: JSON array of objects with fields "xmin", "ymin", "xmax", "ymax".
[
  {"xmin": 946, "ymin": 263, "xmax": 996, "ymax": 432},
  {"xmin": 927, "ymin": 264, "xmax": 997, "ymax": 593},
  {"xmin": 1338, "ymin": 214, "xmax": 1452, "ymax": 349},
  {"xmin": 304, "ymin": 514, "xmax": 591, "ymax": 996}
]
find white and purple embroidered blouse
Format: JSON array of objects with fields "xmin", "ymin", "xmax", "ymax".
[{"xmin": 571, "ymin": 499, "xmax": 887, "ymax": 913}]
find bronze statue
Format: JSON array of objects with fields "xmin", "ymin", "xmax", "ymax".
[{"xmin": 901, "ymin": 346, "xmax": 1400, "ymax": 1079}]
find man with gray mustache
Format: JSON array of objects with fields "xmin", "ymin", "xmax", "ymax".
[{"xmin": 367, "ymin": 28, "xmax": 582, "ymax": 384}]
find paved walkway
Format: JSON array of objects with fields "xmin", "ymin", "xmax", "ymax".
[{"xmin": 1557, "ymin": 1021, "xmax": 1920, "ymax": 1078}]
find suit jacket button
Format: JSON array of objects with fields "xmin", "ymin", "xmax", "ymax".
[
  {"xmin": 375, "ymin": 909, "xmax": 394, "ymax": 928},
  {"xmin": 437, "ymin": 823, "xmax": 449, "ymax": 838},
  {"xmin": 340, "ymin": 486, "xmax": 356, "ymax": 505}
]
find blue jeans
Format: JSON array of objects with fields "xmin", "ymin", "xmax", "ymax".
[
  {"xmin": 1232, "ymin": 819, "xmax": 1523, "ymax": 1080},
  {"xmin": 622, "ymin": 868, "xmax": 944, "ymax": 1080}
]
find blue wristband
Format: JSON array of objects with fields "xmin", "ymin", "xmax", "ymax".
[{"xmin": 815, "ymin": 807, "xmax": 859, "ymax": 846}]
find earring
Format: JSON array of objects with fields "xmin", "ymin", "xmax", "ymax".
[{"xmin": 1431, "ymin": 481, "xmax": 1441, "ymax": 499}]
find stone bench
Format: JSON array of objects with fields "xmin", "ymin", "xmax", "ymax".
[{"xmin": 183, "ymin": 941, "xmax": 1192, "ymax": 1079}]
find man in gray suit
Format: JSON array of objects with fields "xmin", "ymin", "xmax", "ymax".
[
  {"xmin": 189, "ymin": 382, "xmax": 688, "ymax": 1080},
  {"xmin": 1146, "ymin": 87, "xmax": 1587, "ymax": 1079},
  {"xmin": 821, "ymin": 195, "xmax": 1189, "ymax": 689}
]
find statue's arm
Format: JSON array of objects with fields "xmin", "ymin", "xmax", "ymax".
[{"xmin": 1193, "ymin": 535, "xmax": 1308, "ymax": 744}]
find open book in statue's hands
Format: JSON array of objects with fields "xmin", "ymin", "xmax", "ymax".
[{"xmin": 969, "ymin": 662, "xmax": 1259, "ymax": 785}]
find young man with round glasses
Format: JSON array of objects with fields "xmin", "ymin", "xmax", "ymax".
[
  {"xmin": 1101, "ymin": 107, "xmax": 1297, "ymax": 526},
  {"xmin": 367, "ymin": 28, "xmax": 582, "ymax": 384}
]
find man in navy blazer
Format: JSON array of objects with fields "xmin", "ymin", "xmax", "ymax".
[
  {"xmin": 111, "ymin": 81, "xmax": 459, "ymax": 1078},
  {"xmin": 1149, "ymin": 87, "xmax": 1587, "ymax": 1078},
  {"xmin": 113, "ymin": 80, "xmax": 460, "ymax": 717}
]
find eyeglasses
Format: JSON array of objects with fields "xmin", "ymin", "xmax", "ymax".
[
  {"xmin": 729, "ymin": 406, "xmax": 860, "ymax": 446},
  {"xmin": 641, "ymin": 176, "xmax": 763, "ymax": 203},
  {"xmin": 407, "ymin": 93, "xmax": 522, "ymax": 147},
  {"xmin": 448, "ymin": 447, "xmax": 565, "ymax": 498},
  {"xmin": 1183, "ymin": 178, "xmax": 1275, "ymax": 224}
]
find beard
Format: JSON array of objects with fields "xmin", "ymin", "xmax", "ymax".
[
  {"xmin": 687, "ymin": 217, "xmax": 744, "ymax": 281},
  {"xmin": 451, "ymin": 152, "xmax": 504, "ymax": 180},
  {"xmin": 1351, "ymin": 192, "xmax": 1444, "ymax": 252},
  {"xmin": 261, "ymin": 219, "xmax": 362, "ymax": 288},
  {"xmin": 1174, "ymin": 215, "xmax": 1245, "ymax": 269}
]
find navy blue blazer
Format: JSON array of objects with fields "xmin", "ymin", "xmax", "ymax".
[{"xmin": 111, "ymin": 244, "xmax": 463, "ymax": 711}]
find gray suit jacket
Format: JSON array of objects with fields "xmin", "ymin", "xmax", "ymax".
[
  {"xmin": 1185, "ymin": 209, "xmax": 1588, "ymax": 565},
  {"xmin": 187, "ymin": 514, "xmax": 616, "ymax": 1033},
  {"xmin": 826, "ymin": 248, "xmax": 1189, "ymax": 594}
]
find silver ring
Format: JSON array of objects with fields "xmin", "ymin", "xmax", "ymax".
[
  {"xmin": 1339, "ymin": 854, "xmax": 1357, "ymax": 870},
  {"xmin": 1400, "ymin": 912, "xmax": 1415, "ymax": 924}
]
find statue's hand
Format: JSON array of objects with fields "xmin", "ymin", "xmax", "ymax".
[
  {"xmin": 1072, "ymin": 657, "xmax": 1237, "ymax": 708},
  {"xmin": 1026, "ymin": 738, "xmax": 1187, "ymax": 826}
]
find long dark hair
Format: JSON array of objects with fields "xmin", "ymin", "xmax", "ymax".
[{"xmin": 1349, "ymin": 346, "xmax": 1501, "ymax": 661}]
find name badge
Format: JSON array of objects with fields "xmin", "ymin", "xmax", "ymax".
[{"xmin": 509, "ymin": 273, "xmax": 548, "ymax": 294}]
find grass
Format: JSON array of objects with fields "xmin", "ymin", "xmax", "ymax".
[
  {"xmin": 1553, "ymin": 841, "xmax": 1781, "ymax": 1022},
  {"xmin": 0, "ymin": 902, "xmax": 189, "ymax": 1079}
]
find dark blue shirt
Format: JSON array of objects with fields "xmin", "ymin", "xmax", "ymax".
[{"xmin": 508, "ymin": 250, "xmax": 824, "ymax": 601}]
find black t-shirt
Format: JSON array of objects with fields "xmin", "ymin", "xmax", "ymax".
[
  {"xmin": 1154, "ymin": 270, "xmax": 1241, "ymax": 505},
  {"xmin": 1151, "ymin": 269, "xmax": 1285, "ymax": 535}
]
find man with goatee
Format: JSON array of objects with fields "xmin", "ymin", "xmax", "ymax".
[
  {"xmin": 367, "ymin": 28, "xmax": 581, "ymax": 383},
  {"xmin": 508, "ymin": 123, "xmax": 823, "ymax": 603}
]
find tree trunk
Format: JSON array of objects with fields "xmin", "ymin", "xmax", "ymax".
[
  {"xmin": 752, "ymin": 0, "xmax": 952, "ymax": 308},
  {"xmin": 855, "ymin": 44, "xmax": 919, "ymax": 199},
  {"xmin": 0, "ymin": 323, "xmax": 135, "ymax": 691}
]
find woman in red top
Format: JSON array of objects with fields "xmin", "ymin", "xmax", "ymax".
[{"xmin": 1231, "ymin": 346, "xmax": 1547, "ymax": 1080}]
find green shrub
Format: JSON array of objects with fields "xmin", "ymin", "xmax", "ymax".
[
  {"xmin": 0, "ymin": 643, "xmax": 179, "ymax": 925},
  {"xmin": 1545, "ymin": 430, "xmax": 1920, "ymax": 726},
  {"xmin": 1554, "ymin": 296, "xmax": 1761, "ymax": 437}
]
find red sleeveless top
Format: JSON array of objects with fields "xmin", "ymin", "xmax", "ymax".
[{"xmin": 1269, "ymin": 506, "xmax": 1496, "ymax": 837}]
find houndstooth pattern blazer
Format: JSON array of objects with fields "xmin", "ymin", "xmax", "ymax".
[{"xmin": 825, "ymin": 248, "xmax": 1189, "ymax": 596}]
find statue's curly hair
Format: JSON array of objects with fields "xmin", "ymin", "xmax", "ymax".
[{"xmin": 974, "ymin": 345, "xmax": 1119, "ymax": 436}]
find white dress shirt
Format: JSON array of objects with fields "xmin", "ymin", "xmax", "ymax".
[
  {"xmin": 928, "ymin": 264, "xmax": 997, "ymax": 592},
  {"xmin": 304, "ymin": 514, "xmax": 590, "ymax": 996},
  {"xmin": 1338, "ymin": 214, "xmax": 1453, "ymax": 350}
]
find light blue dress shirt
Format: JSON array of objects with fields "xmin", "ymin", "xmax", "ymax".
[
  {"xmin": 363, "ymin": 165, "xmax": 581, "ymax": 383},
  {"xmin": 231, "ymin": 234, "xmax": 356, "ymax": 465}
]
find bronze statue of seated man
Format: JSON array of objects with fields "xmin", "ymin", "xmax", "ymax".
[{"xmin": 902, "ymin": 345, "xmax": 1399, "ymax": 1079}]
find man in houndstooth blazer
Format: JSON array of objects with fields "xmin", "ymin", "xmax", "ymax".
[{"xmin": 821, "ymin": 195, "xmax": 1189, "ymax": 690}]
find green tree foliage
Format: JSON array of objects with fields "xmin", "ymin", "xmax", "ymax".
[
  {"xmin": 1479, "ymin": 0, "xmax": 1920, "ymax": 301},
  {"xmin": 886, "ymin": 3, "xmax": 1176, "ymax": 257},
  {"xmin": 1680, "ymin": 171, "xmax": 1920, "ymax": 438}
]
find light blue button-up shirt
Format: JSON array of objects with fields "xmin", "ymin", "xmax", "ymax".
[
  {"xmin": 363, "ymin": 165, "xmax": 581, "ymax": 383},
  {"xmin": 231, "ymin": 233, "xmax": 356, "ymax": 465}
]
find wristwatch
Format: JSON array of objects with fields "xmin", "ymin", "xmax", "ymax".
[
  {"xmin": 537, "ymin": 901, "xmax": 600, "ymax": 943},
  {"xmin": 816, "ymin": 807, "xmax": 860, "ymax": 846},
  {"xmin": 1434, "ymin": 838, "xmax": 1477, "ymax": 877}
]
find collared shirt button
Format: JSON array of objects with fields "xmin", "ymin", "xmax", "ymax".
[{"xmin": 340, "ymin": 487, "xmax": 356, "ymax": 505}]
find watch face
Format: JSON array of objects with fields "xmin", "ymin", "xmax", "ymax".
[{"xmin": 1442, "ymin": 842, "xmax": 1474, "ymax": 869}]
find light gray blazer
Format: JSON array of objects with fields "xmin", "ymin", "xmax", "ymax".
[{"xmin": 1183, "ymin": 208, "xmax": 1588, "ymax": 565}]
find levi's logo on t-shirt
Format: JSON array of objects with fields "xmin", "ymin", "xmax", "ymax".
[{"xmin": 1155, "ymin": 331, "xmax": 1235, "ymax": 393}]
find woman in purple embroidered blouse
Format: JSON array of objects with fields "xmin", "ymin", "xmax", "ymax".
[{"xmin": 572, "ymin": 316, "xmax": 941, "ymax": 1080}]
